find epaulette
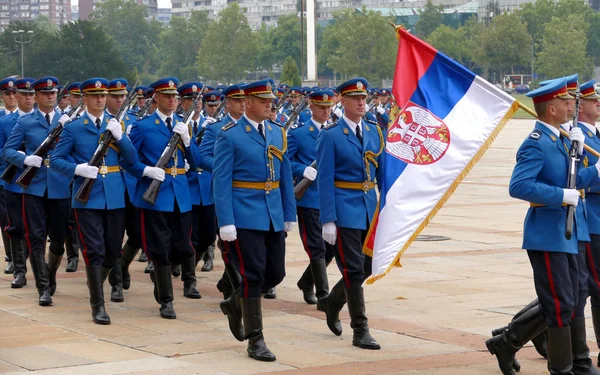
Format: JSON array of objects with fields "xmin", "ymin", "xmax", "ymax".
[
  {"xmin": 267, "ymin": 119, "xmax": 282, "ymax": 127},
  {"xmin": 323, "ymin": 121, "xmax": 338, "ymax": 130},
  {"xmin": 222, "ymin": 121, "xmax": 236, "ymax": 131},
  {"xmin": 365, "ymin": 118, "xmax": 378, "ymax": 126},
  {"xmin": 528, "ymin": 129, "xmax": 542, "ymax": 141}
]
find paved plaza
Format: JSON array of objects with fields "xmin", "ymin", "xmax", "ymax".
[{"xmin": 0, "ymin": 118, "xmax": 582, "ymax": 374}]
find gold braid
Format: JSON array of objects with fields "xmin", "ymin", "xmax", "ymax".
[
  {"xmin": 266, "ymin": 127, "xmax": 288, "ymax": 181},
  {"xmin": 364, "ymin": 124, "xmax": 384, "ymax": 183}
]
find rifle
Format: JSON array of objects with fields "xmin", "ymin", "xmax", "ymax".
[
  {"xmin": 565, "ymin": 87, "xmax": 581, "ymax": 240},
  {"xmin": 362, "ymin": 94, "xmax": 376, "ymax": 120},
  {"xmin": 56, "ymin": 81, "xmax": 70, "ymax": 104},
  {"xmin": 293, "ymin": 160, "xmax": 317, "ymax": 200},
  {"xmin": 283, "ymin": 96, "xmax": 309, "ymax": 131},
  {"xmin": 142, "ymin": 93, "xmax": 201, "ymax": 205},
  {"xmin": 13, "ymin": 97, "xmax": 85, "ymax": 188},
  {"xmin": 276, "ymin": 87, "xmax": 292, "ymax": 112},
  {"xmin": 136, "ymin": 96, "xmax": 154, "ymax": 121},
  {"xmin": 74, "ymin": 80, "xmax": 140, "ymax": 204},
  {"xmin": 213, "ymin": 99, "xmax": 227, "ymax": 122}
]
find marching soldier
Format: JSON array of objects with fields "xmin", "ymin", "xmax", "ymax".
[
  {"xmin": 51, "ymin": 78, "xmax": 139, "ymax": 325},
  {"xmin": 0, "ymin": 78, "xmax": 35, "ymax": 288},
  {"xmin": 56, "ymin": 86, "xmax": 70, "ymax": 114},
  {"xmin": 316, "ymin": 78, "xmax": 383, "ymax": 350},
  {"xmin": 288, "ymin": 89, "xmax": 336, "ymax": 307},
  {"xmin": 66, "ymin": 82, "xmax": 82, "ymax": 114},
  {"xmin": 213, "ymin": 79, "xmax": 295, "ymax": 361},
  {"xmin": 3, "ymin": 76, "xmax": 71, "ymax": 306},
  {"xmin": 0, "ymin": 77, "xmax": 17, "ymax": 275},
  {"xmin": 127, "ymin": 77, "xmax": 201, "ymax": 319},
  {"xmin": 486, "ymin": 78, "xmax": 600, "ymax": 375},
  {"xmin": 128, "ymin": 85, "xmax": 148, "ymax": 117}
]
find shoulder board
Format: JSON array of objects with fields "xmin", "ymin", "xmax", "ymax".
[
  {"xmin": 528, "ymin": 129, "xmax": 542, "ymax": 141},
  {"xmin": 365, "ymin": 119, "xmax": 378, "ymax": 126},
  {"xmin": 222, "ymin": 122, "xmax": 236, "ymax": 131},
  {"xmin": 267, "ymin": 119, "xmax": 282, "ymax": 127},
  {"xmin": 323, "ymin": 121, "xmax": 338, "ymax": 130}
]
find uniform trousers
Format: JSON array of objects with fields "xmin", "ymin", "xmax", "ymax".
[
  {"xmin": 191, "ymin": 204, "xmax": 216, "ymax": 255},
  {"xmin": 5, "ymin": 191, "xmax": 24, "ymax": 240},
  {"xmin": 0, "ymin": 186, "xmax": 8, "ymax": 234},
  {"xmin": 586, "ymin": 234, "xmax": 600, "ymax": 307},
  {"xmin": 334, "ymin": 226, "xmax": 371, "ymax": 287},
  {"xmin": 73, "ymin": 208, "xmax": 125, "ymax": 268},
  {"xmin": 528, "ymin": 246, "xmax": 582, "ymax": 328},
  {"xmin": 139, "ymin": 206, "xmax": 194, "ymax": 266},
  {"xmin": 22, "ymin": 194, "xmax": 69, "ymax": 256},
  {"xmin": 224, "ymin": 224, "xmax": 285, "ymax": 298},
  {"xmin": 124, "ymin": 194, "xmax": 141, "ymax": 249},
  {"xmin": 297, "ymin": 206, "xmax": 335, "ymax": 261}
]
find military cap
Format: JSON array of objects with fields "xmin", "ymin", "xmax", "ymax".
[
  {"xmin": 203, "ymin": 90, "xmax": 223, "ymax": 105},
  {"xmin": 134, "ymin": 85, "xmax": 149, "ymax": 98},
  {"xmin": 275, "ymin": 87, "xmax": 285, "ymax": 97},
  {"xmin": 223, "ymin": 84, "xmax": 245, "ymax": 99},
  {"xmin": 580, "ymin": 79, "xmax": 600, "ymax": 100},
  {"xmin": 526, "ymin": 77, "xmax": 574, "ymax": 104},
  {"xmin": 308, "ymin": 89, "xmax": 335, "ymax": 106},
  {"xmin": 289, "ymin": 86, "xmax": 301, "ymax": 96},
  {"xmin": 381, "ymin": 88, "xmax": 391, "ymax": 95},
  {"xmin": 279, "ymin": 83, "xmax": 290, "ymax": 91},
  {"xmin": 108, "ymin": 78, "xmax": 128, "ymax": 95},
  {"xmin": 242, "ymin": 79, "xmax": 276, "ymax": 99},
  {"xmin": 79, "ymin": 78, "xmax": 109, "ymax": 95},
  {"xmin": 337, "ymin": 77, "xmax": 369, "ymax": 96},
  {"xmin": 150, "ymin": 77, "xmax": 179, "ymax": 95},
  {"xmin": 203, "ymin": 85, "xmax": 214, "ymax": 94},
  {"xmin": 215, "ymin": 84, "xmax": 227, "ymax": 92},
  {"xmin": 178, "ymin": 82, "xmax": 203, "ymax": 99},
  {"xmin": 33, "ymin": 76, "xmax": 59, "ymax": 92},
  {"xmin": 15, "ymin": 78, "xmax": 36, "ymax": 94},
  {"xmin": 143, "ymin": 88, "xmax": 155, "ymax": 99},
  {"xmin": 540, "ymin": 74, "xmax": 579, "ymax": 93},
  {"xmin": 67, "ymin": 82, "xmax": 82, "ymax": 96},
  {"xmin": 0, "ymin": 77, "xmax": 17, "ymax": 93}
]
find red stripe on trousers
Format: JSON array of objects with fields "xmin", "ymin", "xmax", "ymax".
[
  {"xmin": 298, "ymin": 209, "xmax": 312, "ymax": 259},
  {"xmin": 544, "ymin": 251, "xmax": 563, "ymax": 328},
  {"xmin": 228, "ymin": 240, "xmax": 248, "ymax": 297},
  {"xmin": 73, "ymin": 209, "xmax": 90, "ymax": 265},
  {"xmin": 21, "ymin": 195, "xmax": 32, "ymax": 255},
  {"xmin": 336, "ymin": 231, "xmax": 350, "ymax": 288}
]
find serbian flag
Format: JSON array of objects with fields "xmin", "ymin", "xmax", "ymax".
[{"xmin": 365, "ymin": 27, "xmax": 519, "ymax": 284}]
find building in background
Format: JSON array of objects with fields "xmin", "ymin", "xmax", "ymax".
[
  {"xmin": 79, "ymin": 0, "xmax": 157, "ymax": 20},
  {"xmin": 0, "ymin": 0, "xmax": 72, "ymax": 29},
  {"xmin": 155, "ymin": 6, "xmax": 171, "ymax": 24}
]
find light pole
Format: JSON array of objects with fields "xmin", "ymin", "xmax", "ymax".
[{"xmin": 12, "ymin": 30, "xmax": 34, "ymax": 77}]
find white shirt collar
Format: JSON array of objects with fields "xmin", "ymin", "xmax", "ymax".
[
  {"xmin": 343, "ymin": 114, "xmax": 361, "ymax": 135},
  {"xmin": 86, "ymin": 111, "xmax": 104, "ymax": 126},
  {"xmin": 311, "ymin": 118, "xmax": 323, "ymax": 130},
  {"xmin": 5, "ymin": 108, "xmax": 16, "ymax": 115},
  {"xmin": 560, "ymin": 122, "xmax": 571, "ymax": 132},
  {"xmin": 37, "ymin": 108, "xmax": 56, "ymax": 123},
  {"xmin": 243, "ymin": 114, "xmax": 263, "ymax": 131},
  {"xmin": 538, "ymin": 120, "xmax": 560, "ymax": 137},
  {"xmin": 229, "ymin": 113, "xmax": 241, "ymax": 123},
  {"xmin": 580, "ymin": 121, "xmax": 597, "ymax": 135},
  {"xmin": 156, "ymin": 109, "xmax": 173, "ymax": 125},
  {"xmin": 17, "ymin": 108, "xmax": 33, "ymax": 117}
]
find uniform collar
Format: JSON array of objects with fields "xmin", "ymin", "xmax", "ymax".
[
  {"xmin": 243, "ymin": 114, "xmax": 263, "ymax": 131},
  {"xmin": 580, "ymin": 121, "xmax": 596, "ymax": 135},
  {"xmin": 86, "ymin": 111, "xmax": 104, "ymax": 125},
  {"xmin": 17, "ymin": 108, "xmax": 33, "ymax": 117},
  {"xmin": 343, "ymin": 114, "xmax": 361, "ymax": 134},
  {"xmin": 156, "ymin": 109, "xmax": 173, "ymax": 125},
  {"xmin": 38, "ymin": 108, "xmax": 55, "ymax": 123},
  {"xmin": 538, "ymin": 120, "xmax": 560, "ymax": 138},
  {"xmin": 560, "ymin": 122, "xmax": 571, "ymax": 132},
  {"xmin": 311, "ymin": 118, "xmax": 323, "ymax": 130}
]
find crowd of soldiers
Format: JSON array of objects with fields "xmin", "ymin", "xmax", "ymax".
[{"xmin": 0, "ymin": 75, "xmax": 392, "ymax": 362}]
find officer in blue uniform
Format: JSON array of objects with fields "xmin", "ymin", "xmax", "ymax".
[
  {"xmin": 213, "ymin": 79, "xmax": 295, "ymax": 361},
  {"xmin": 51, "ymin": 78, "xmax": 139, "ymax": 325},
  {"xmin": 316, "ymin": 77, "xmax": 383, "ymax": 350},
  {"xmin": 128, "ymin": 85, "xmax": 148, "ymax": 117},
  {"xmin": 288, "ymin": 89, "xmax": 336, "ymax": 307},
  {"xmin": 0, "ymin": 77, "xmax": 17, "ymax": 274},
  {"xmin": 2, "ymin": 76, "xmax": 71, "ymax": 306},
  {"xmin": 0, "ymin": 78, "xmax": 35, "ymax": 288},
  {"xmin": 66, "ymin": 82, "xmax": 83, "ymax": 117},
  {"xmin": 56, "ymin": 86, "xmax": 70, "ymax": 114},
  {"xmin": 297, "ymin": 88, "xmax": 312, "ymax": 125},
  {"xmin": 486, "ymin": 78, "xmax": 600, "ymax": 375},
  {"xmin": 127, "ymin": 77, "xmax": 201, "ymax": 319}
]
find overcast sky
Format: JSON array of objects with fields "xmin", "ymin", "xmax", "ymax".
[{"xmin": 158, "ymin": 0, "xmax": 171, "ymax": 8}]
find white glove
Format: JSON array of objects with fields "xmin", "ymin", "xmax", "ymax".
[
  {"xmin": 184, "ymin": 159, "xmax": 190, "ymax": 172},
  {"xmin": 333, "ymin": 107, "xmax": 343, "ymax": 119},
  {"xmin": 74, "ymin": 163, "xmax": 98, "ymax": 179},
  {"xmin": 562, "ymin": 189, "xmax": 580, "ymax": 207},
  {"xmin": 173, "ymin": 122, "xmax": 191, "ymax": 147},
  {"xmin": 23, "ymin": 155, "xmax": 42, "ymax": 168},
  {"xmin": 595, "ymin": 163, "xmax": 600, "ymax": 177},
  {"xmin": 303, "ymin": 166, "xmax": 317, "ymax": 181},
  {"xmin": 376, "ymin": 105, "xmax": 385, "ymax": 115},
  {"xmin": 106, "ymin": 118, "xmax": 123, "ymax": 141},
  {"xmin": 322, "ymin": 222, "xmax": 337, "ymax": 245},
  {"xmin": 569, "ymin": 127, "xmax": 585, "ymax": 155},
  {"xmin": 17, "ymin": 150, "xmax": 25, "ymax": 155},
  {"xmin": 143, "ymin": 166, "xmax": 165, "ymax": 182},
  {"xmin": 284, "ymin": 222, "xmax": 295, "ymax": 232},
  {"xmin": 201, "ymin": 117, "xmax": 217, "ymax": 128},
  {"xmin": 58, "ymin": 114, "xmax": 70, "ymax": 125},
  {"xmin": 126, "ymin": 124, "xmax": 132, "ymax": 135},
  {"xmin": 220, "ymin": 224, "xmax": 237, "ymax": 242}
]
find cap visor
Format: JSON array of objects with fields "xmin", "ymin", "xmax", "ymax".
[
  {"xmin": 109, "ymin": 89, "xmax": 128, "ymax": 95},
  {"xmin": 157, "ymin": 89, "xmax": 178, "ymax": 95},
  {"xmin": 344, "ymin": 92, "xmax": 368, "ymax": 96},
  {"xmin": 254, "ymin": 93, "xmax": 276, "ymax": 99}
]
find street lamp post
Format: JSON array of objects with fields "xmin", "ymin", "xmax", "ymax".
[{"xmin": 12, "ymin": 30, "xmax": 34, "ymax": 77}]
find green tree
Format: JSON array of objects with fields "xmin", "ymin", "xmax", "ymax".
[
  {"xmin": 255, "ymin": 23, "xmax": 276, "ymax": 74},
  {"xmin": 536, "ymin": 15, "xmax": 593, "ymax": 80},
  {"xmin": 269, "ymin": 14, "xmax": 303, "ymax": 68},
  {"xmin": 319, "ymin": 8, "xmax": 396, "ymax": 83},
  {"xmin": 415, "ymin": 0, "xmax": 444, "ymax": 39},
  {"xmin": 196, "ymin": 3, "xmax": 257, "ymax": 83},
  {"xmin": 0, "ymin": 20, "xmax": 58, "ymax": 77},
  {"xmin": 158, "ymin": 11, "xmax": 211, "ymax": 81},
  {"xmin": 280, "ymin": 56, "xmax": 301, "ymax": 86},
  {"xmin": 426, "ymin": 25, "xmax": 469, "ymax": 65}
]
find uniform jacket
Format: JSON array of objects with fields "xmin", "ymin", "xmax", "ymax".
[
  {"xmin": 186, "ymin": 115, "xmax": 213, "ymax": 206},
  {"xmin": 0, "ymin": 111, "xmax": 24, "ymax": 192},
  {"xmin": 582, "ymin": 123, "xmax": 600, "ymax": 235},
  {"xmin": 288, "ymin": 118, "xmax": 320, "ymax": 209}
]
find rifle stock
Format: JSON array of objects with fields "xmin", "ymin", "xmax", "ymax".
[
  {"xmin": 293, "ymin": 160, "xmax": 317, "ymax": 200},
  {"xmin": 283, "ymin": 96, "xmax": 309, "ymax": 131}
]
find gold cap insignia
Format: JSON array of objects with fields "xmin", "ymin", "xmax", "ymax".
[
  {"xmin": 211, "ymin": 94, "xmax": 216, "ymax": 100},
  {"xmin": 168, "ymin": 80, "xmax": 174, "ymax": 88},
  {"xmin": 116, "ymin": 82, "xmax": 122, "ymax": 89},
  {"xmin": 25, "ymin": 81, "xmax": 31, "ymax": 88},
  {"xmin": 138, "ymin": 89, "xmax": 143, "ymax": 95},
  {"xmin": 95, "ymin": 81, "xmax": 102, "ymax": 88},
  {"xmin": 8, "ymin": 81, "xmax": 13, "ymax": 87},
  {"xmin": 266, "ymin": 82, "xmax": 272, "ymax": 91},
  {"xmin": 323, "ymin": 94, "xmax": 328, "ymax": 101},
  {"xmin": 356, "ymin": 81, "xmax": 364, "ymax": 90},
  {"xmin": 192, "ymin": 85, "xmax": 198, "ymax": 92}
]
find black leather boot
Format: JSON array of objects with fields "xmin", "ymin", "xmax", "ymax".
[
  {"xmin": 181, "ymin": 255, "xmax": 201, "ymax": 299},
  {"xmin": 3, "ymin": 231, "xmax": 13, "ymax": 274},
  {"xmin": 138, "ymin": 251, "xmax": 147, "ymax": 262},
  {"xmin": 311, "ymin": 258, "xmax": 330, "ymax": 310},
  {"xmin": 30, "ymin": 253, "xmax": 52, "ymax": 306},
  {"xmin": 10, "ymin": 239, "xmax": 27, "ymax": 288},
  {"xmin": 121, "ymin": 242, "xmax": 138, "ymax": 290},
  {"xmin": 485, "ymin": 305, "xmax": 547, "ymax": 375},
  {"xmin": 345, "ymin": 284, "xmax": 380, "ymax": 349},
  {"xmin": 263, "ymin": 286, "xmax": 276, "ymax": 299},
  {"xmin": 65, "ymin": 229, "xmax": 79, "ymax": 272},
  {"xmin": 155, "ymin": 265, "xmax": 176, "ymax": 319},
  {"xmin": 85, "ymin": 265, "xmax": 110, "ymax": 325},
  {"xmin": 171, "ymin": 263, "xmax": 181, "ymax": 277},
  {"xmin": 547, "ymin": 326, "xmax": 573, "ymax": 375},
  {"xmin": 220, "ymin": 263, "xmax": 244, "ymax": 341},
  {"xmin": 571, "ymin": 317, "xmax": 599, "ymax": 375},
  {"xmin": 297, "ymin": 264, "xmax": 317, "ymax": 305},
  {"xmin": 217, "ymin": 271, "xmax": 233, "ymax": 300},
  {"xmin": 492, "ymin": 299, "xmax": 539, "ymax": 336},
  {"xmin": 317, "ymin": 278, "xmax": 346, "ymax": 336},
  {"xmin": 201, "ymin": 245, "xmax": 214, "ymax": 272},
  {"xmin": 242, "ymin": 297, "xmax": 276, "ymax": 361},
  {"xmin": 46, "ymin": 251, "xmax": 63, "ymax": 296},
  {"xmin": 144, "ymin": 261, "xmax": 154, "ymax": 274},
  {"xmin": 109, "ymin": 259, "xmax": 124, "ymax": 302}
]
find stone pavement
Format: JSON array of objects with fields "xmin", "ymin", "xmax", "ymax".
[{"xmin": 0, "ymin": 118, "xmax": 586, "ymax": 374}]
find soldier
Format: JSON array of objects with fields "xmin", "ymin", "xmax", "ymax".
[
  {"xmin": 316, "ymin": 77, "xmax": 383, "ymax": 350},
  {"xmin": 213, "ymin": 79, "xmax": 295, "ymax": 361},
  {"xmin": 288, "ymin": 89, "xmax": 336, "ymax": 307},
  {"xmin": 127, "ymin": 77, "xmax": 200, "ymax": 319},
  {"xmin": 128, "ymin": 85, "xmax": 148, "ymax": 118},
  {"xmin": 2, "ymin": 76, "xmax": 71, "ymax": 306},
  {"xmin": 0, "ymin": 78, "xmax": 35, "ymax": 288},
  {"xmin": 51, "ymin": 78, "xmax": 139, "ymax": 325},
  {"xmin": 56, "ymin": 86, "xmax": 70, "ymax": 114},
  {"xmin": 66, "ymin": 82, "xmax": 82, "ymax": 115},
  {"xmin": 0, "ymin": 77, "xmax": 18, "ymax": 274},
  {"xmin": 486, "ymin": 78, "xmax": 600, "ymax": 375}
]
